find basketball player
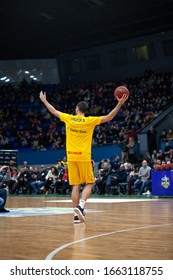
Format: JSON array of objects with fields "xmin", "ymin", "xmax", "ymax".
[{"xmin": 39, "ymin": 91, "xmax": 128, "ymax": 223}]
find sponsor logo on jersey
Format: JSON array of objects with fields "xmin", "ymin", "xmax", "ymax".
[
  {"xmin": 70, "ymin": 117, "xmax": 85, "ymax": 122},
  {"xmin": 68, "ymin": 151, "xmax": 82, "ymax": 155},
  {"xmin": 70, "ymin": 128, "xmax": 86, "ymax": 133}
]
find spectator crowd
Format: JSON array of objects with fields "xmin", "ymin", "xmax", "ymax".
[
  {"xmin": 0, "ymin": 70, "xmax": 173, "ymax": 152},
  {"xmin": 0, "ymin": 157, "xmax": 70, "ymax": 195}
]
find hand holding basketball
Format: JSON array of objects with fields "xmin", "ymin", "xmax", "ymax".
[{"xmin": 114, "ymin": 86, "xmax": 130, "ymax": 100}]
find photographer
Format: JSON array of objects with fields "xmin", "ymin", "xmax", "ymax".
[
  {"xmin": 0, "ymin": 166, "xmax": 10, "ymax": 212},
  {"xmin": 13, "ymin": 166, "xmax": 31, "ymax": 194},
  {"xmin": 94, "ymin": 161, "xmax": 111, "ymax": 194}
]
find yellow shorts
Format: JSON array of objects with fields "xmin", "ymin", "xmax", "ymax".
[{"xmin": 68, "ymin": 161, "xmax": 95, "ymax": 185}]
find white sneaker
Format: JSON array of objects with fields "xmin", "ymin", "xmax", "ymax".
[{"xmin": 142, "ymin": 190, "xmax": 151, "ymax": 195}]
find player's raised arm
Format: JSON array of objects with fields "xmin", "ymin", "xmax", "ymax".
[
  {"xmin": 39, "ymin": 91, "xmax": 61, "ymax": 118},
  {"xmin": 101, "ymin": 93, "xmax": 129, "ymax": 123}
]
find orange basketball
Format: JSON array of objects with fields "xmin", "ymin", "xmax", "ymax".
[
  {"xmin": 160, "ymin": 164, "xmax": 166, "ymax": 170},
  {"xmin": 154, "ymin": 164, "xmax": 160, "ymax": 171},
  {"xmin": 114, "ymin": 86, "xmax": 130, "ymax": 99},
  {"xmin": 166, "ymin": 163, "xmax": 172, "ymax": 170}
]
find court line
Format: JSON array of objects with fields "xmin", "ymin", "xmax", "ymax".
[
  {"xmin": 46, "ymin": 198, "xmax": 159, "ymax": 203},
  {"xmin": 45, "ymin": 222, "xmax": 173, "ymax": 260}
]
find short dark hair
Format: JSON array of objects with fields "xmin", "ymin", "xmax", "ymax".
[{"xmin": 76, "ymin": 101, "xmax": 89, "ymax": 114}]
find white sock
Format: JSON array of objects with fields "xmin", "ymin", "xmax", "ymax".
[{"xmin": 79, "ymin": 199, "xmax": 86, "ymax": 209}]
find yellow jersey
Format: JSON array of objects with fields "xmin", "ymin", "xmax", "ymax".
[{"xmin": 60, "ymin": 113, "xmax": 102, "ymax": 161}]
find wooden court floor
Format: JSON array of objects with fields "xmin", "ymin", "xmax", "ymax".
[{"xmin": 0, "ymin": 196, "xmax": 173, "ymax": 260}]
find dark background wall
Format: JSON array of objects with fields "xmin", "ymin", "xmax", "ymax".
[{"xmin": 57, "ymin": 31, "xmax": 173, "ymax": 84}]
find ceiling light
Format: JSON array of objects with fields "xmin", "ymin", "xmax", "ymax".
[{"xmin": 0, "ymin": 76, "xmax": 7, "ymax": 80}]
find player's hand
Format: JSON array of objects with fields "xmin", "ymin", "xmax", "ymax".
[
  {"xmin": 39, "ymin": 91, "xmax": 47, "ymax": 102},
  {"xmin": 116, "ymin": 93, "xmax": 129, "ymax": 104}
]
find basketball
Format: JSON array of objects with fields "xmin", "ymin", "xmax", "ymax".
[
  {"xmin": 154, "ymin": 164, "xmax": 160, "ymax": 171},
  {"xmin": 114, "ymin": 86, "xmax": 130, "ymax": 99},
  {"xmin": 166, "ymin": 163, "xmax": 172, "ymax": 170},
  {"xmin": 160, "ymin": 164, "xmax": 166, "ymax": 170}
]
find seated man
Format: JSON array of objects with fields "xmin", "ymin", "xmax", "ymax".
[
  {"xmin": 106, "ymin": 164, "xmax": 127, "ymax": 194},
  {"xmin": 94, "ymin": 162, "xmax": 111, "ymax": 194},
  {"xmin": 13, "ymin": 166, "xmax": 32, "ymax": 194},
  {"xmin": 133, "ymin": 160, "xmax": 151, "ymax": 195},
  {"xmin": 30, "ymin": 165, "xmax": 48, "ymax": 194},
  {"xmin": 0, "ymin": 166, "xmax": 10, "ymax": 212}
]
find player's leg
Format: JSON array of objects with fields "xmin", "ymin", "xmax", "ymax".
[
  {"xmin": 74, "ymin": 161, "xmax": 95, "ymax": 222},
  {"xmin": 81, "ymin": 183, "xmax": 94, "ymax": 202},
  {"xmin": 71, "ymin": 184, "xmax": 80, "ymax": 208},
  {"xmin": 72, "ymin": 185, "xmax": 83, "ymax": 223},
  {"xmin": 68, "ymin": 162, "xmax": 83, "ymax": 223}
]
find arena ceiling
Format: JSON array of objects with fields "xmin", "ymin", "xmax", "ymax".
[{"xmin": 0, "ymin": 0, "xmax": 173, "ymax": 60}]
